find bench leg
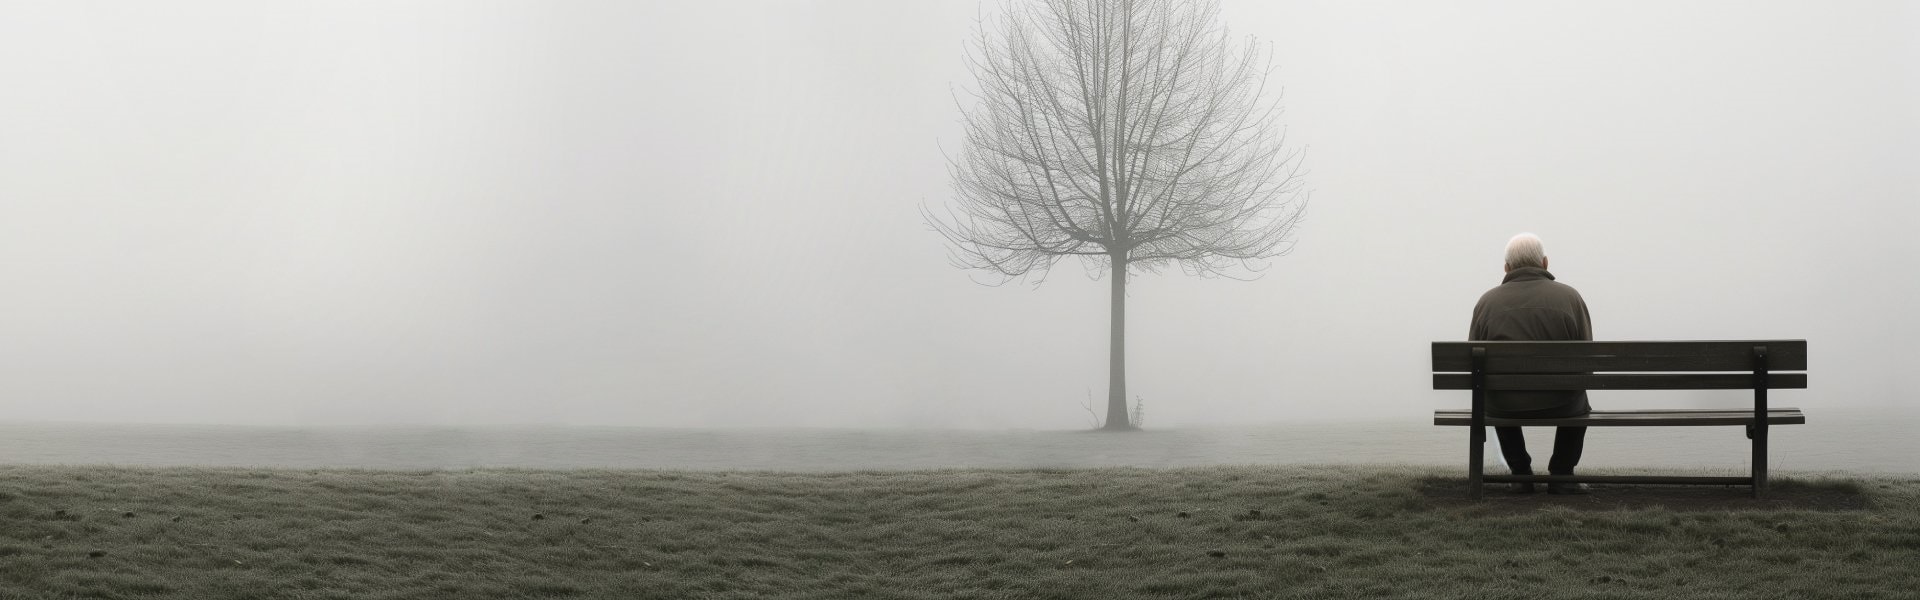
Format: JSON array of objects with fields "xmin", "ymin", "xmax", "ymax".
[
  {"xmin": 1752, "ymin": 346, "xmax": 1770, "ymax": 499},
  {"xmin": 1469, "ymin": 426, "xmax": 1485, "ymax": 500}
]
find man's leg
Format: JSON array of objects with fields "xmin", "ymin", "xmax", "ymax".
[
  {"xmin": 1546, "ymin": 426, "xmax": 1587, "ymax": 475},
  {"xmin": 1545, "ymin": 426, "xmax": 1590, "ymax": 495},
  {"xmin": 1493, "ymin": 426, "xmax": 1536, "ymax": 493},
  {"xmin": 1492, "ymin": 426, "xmax": 1533, "ymax": 473}
]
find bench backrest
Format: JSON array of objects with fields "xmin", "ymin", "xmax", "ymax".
[{"xmin": 1432, "ymin": 340, "xmax": 1807, "ymax": 391}]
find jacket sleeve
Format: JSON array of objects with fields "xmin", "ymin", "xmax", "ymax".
[
  {"xmin": 1576, "ymin": 296, "xmax": 1593, "ymax": 341},
  {"xmin": 1468, "ymin": 298, "xmax": 1487, "ymax": 341}
]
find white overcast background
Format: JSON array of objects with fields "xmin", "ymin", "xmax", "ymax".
[{"xmin": 1, "ymin": 1, "xmax": 1914, "ymax": 428}]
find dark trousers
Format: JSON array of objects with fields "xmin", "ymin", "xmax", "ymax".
[{"xmin": 1494, "ymin": 426, "xmax": 1587, "ymax": 475}]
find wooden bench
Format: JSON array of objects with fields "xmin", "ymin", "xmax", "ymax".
[{"xmin": 1432, "ymin": 340, "xmax": 1807, "ymax": 499}]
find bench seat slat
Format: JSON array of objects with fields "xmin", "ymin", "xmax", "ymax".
[
  {"xmin": 1433, "ymin": 408, "xmax": 1806, "ymax": 427},
  {"xmin": 1433, "ymin": 373, "xmax": 1807, "ymax": 390},
  {"xmin": 1433, "ymin": 340, "xmax": 1808, "ymax": 372}
]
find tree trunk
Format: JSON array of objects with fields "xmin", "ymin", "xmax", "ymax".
[{"xmin": 1103, "ymin": 252, "xmax": 1136, "ymax": 430}]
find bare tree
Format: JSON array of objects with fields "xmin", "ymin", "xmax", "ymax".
[{"xmin": 926, "ymin": 0, "xmax": 1307, "ymax": 431}]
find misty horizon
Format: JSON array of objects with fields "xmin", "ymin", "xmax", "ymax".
[{"xmin": 1, "ymin": 1, "xmax": 1914, "ymax": 429}]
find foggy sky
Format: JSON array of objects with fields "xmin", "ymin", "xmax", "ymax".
[{"xmin": 2, "ymin": 1, "xmax": 1914, "ymax": 428}]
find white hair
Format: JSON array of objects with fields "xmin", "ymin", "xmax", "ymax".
[{"xmin": 1504, "ymin": 233, "xmax": 1547, "ymax": 270}]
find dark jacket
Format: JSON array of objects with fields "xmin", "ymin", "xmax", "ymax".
[{"xmin": 1469, "ymin": 267, "xmax": 1593, "ymax": 418}]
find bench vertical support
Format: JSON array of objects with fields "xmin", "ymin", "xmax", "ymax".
[
  {"xmin": 1468, "ymin": 347, "xmax": 1487, "ymax": 499},
  {"xmin": 1752, "ymin": 345, "xmax": 1769, "ymax": 499}
]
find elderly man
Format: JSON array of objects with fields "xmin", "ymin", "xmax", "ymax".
[{"xmin": 1469, "ymin": 233, "xmax": 1593, "ymax": 495}]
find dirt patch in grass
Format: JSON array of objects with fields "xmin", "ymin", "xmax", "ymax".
[{"xmin": 1416, "ymin": 476, "xmax": 1870, "ymax": 513}]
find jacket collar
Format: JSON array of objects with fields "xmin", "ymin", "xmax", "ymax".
[{"xmin": 1502, "ymin": 266, "xmax": 1555, "ymax": 284}]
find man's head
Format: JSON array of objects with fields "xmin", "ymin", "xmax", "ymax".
[{"xmin": 1504, "ymin": 233, "xmax": 1548, "ymax": 272}]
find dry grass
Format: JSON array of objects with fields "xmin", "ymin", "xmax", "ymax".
[{"xmin": 1, "ymin": 464, "xmax": 1916, "ymax": 599}]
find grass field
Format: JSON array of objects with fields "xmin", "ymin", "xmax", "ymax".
[{"xmin": 3, "ymin": 464, "xmax": 1917, "ymax": 599}]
